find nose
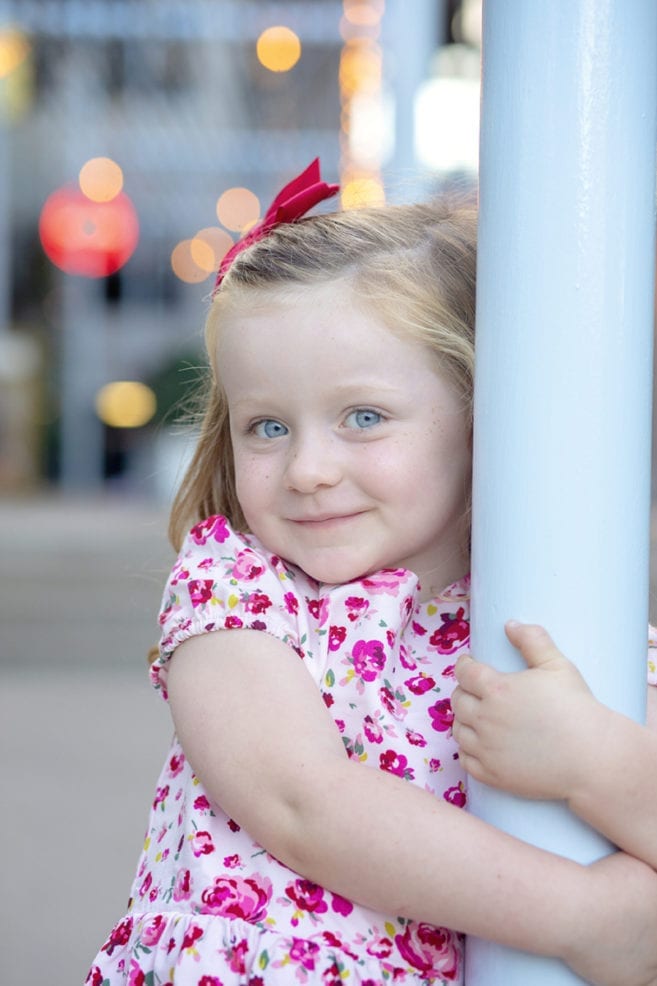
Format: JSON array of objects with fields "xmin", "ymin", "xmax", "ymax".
[{"xmin": 284, "ymin": 432, "xmax": 342, "ymax": 493}]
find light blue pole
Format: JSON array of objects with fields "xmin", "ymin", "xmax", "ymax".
[{"xmin": 469, "ymin": 1, "xmax": 657, "ymax": 983}]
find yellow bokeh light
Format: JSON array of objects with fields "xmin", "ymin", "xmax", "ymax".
[
  {"xmin": 339, "ymin": 41, "xmax": 382, "ymax": 96},
  {"xmin": 171, "ymin": 239, "xmax": 211, "ymax": 283},
  {"xmin": 216, "ymin": 187, "xmax": 261, "ymax": 233},
  {"xmin": 190, "ymin": 227, "xmax": 234, "ymax": 273},
  {"xmin": 79, "ymin": 157, "xmax": 124, "ymax": 203},
  {"xmin": 0, "ymin": 28, "xmax": 30, "ymax": 79},
  {"xmin": 95, "ymin": 381, "xmax": 156, "ymax": 429},
  {"xmin": 256, "ymin": 26, "xmax": 301, "ymax": 73},
  {"xmin": 342, "ymin": 177, "xmax": 385, "ymax": 210}
]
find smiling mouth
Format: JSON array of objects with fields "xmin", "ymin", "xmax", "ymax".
[{"xmin": 291, "ymin": 512, "xmax": 366, "ymax": 526}]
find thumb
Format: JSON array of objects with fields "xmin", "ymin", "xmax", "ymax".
[{"xmin": 504, "ymin": 620, "xmax": 564, "ymax": 670}]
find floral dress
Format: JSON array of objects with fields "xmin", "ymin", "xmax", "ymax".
[{"xmin": 87, "ymin": 515, "xmax": 657, "ymax": 986}]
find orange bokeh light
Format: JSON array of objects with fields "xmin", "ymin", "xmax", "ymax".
[
  {"xmin": 256, "ymin": 26, "xmax": 301, "ymax": 72},
  {"xmin": 216, "ymin": 187, "xmax": 261, "ymax": 233},
  {"xmin": 171, "ymin": 239, "xmax": 210, "ymax": 284},
  {"xmin": 0, "ymin": 28, "xmax": 30, "ymax": 79},
  {"xmin": 190, "ymin": 227, "xmax": 234, "ymax": 273},
  {"xmin": 39, "ymin": 185, "xmax": 139, "ymax": 278},
  {"xmin": 79, "ymin": 157, "xmax": 124, "ymax": 203}
]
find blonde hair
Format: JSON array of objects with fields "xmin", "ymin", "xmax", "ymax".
[{"xmin": 169, "ymin": 196, "xmax": 477, "ymax": 551}]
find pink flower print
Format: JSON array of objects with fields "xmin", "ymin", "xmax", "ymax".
[
  {"xmin": 344, "ymin": 595, "xmax": 369, "ymax": 621},
  {"xmin": 193, "ymin": 794, "xmax": 212, "ymax": 813},
  {"xmin": 285, "ymin": 878, "xmax": 329, "ymax": 921},
  {"xmin": 289, "ymin": 937, "xmax": 321, "ymax": 971},
  {"xmin": 405, "ymin": 673, "xmax": 436, "ymax": 695},
  {"xmin": 140, "ymin": 914, "xmax": 167, "ymax": 947},
  {"xmin": 363, "ymin": 714, "xmax": 383, "ymax": 744},
  {"xmin": 307, "ymin": 596, "xmax": 330, "ymax": 626},
  {"xmin": 322, "ymin": 691, "xmax": 334, "ymax": 708},
  {"xmin": 444, "ymin": 782, "xmax": 467, "ymax": 808},
  {"xmin": 429, "ymin": 607, "xmax": 469, "ymax": 655},
  {"xmin": 168, "ymin": 752, "xmax": 185, "ymax": 776},
  {"xmin": 351, "ymin": 639, "xmax": 386, "ymax": 682},
  {"xmin": 139, "ymin": 871, "xmax": 152, "ymax": 898},
  {"xmin": 188, "ymin": 579, "xmax": 215, "ymax": 608},
  {"xmin": 191, "ymin": 830, "xmax": 215, "ymax": 857},
  {"xmin": 200, "ymin": 874, "xmax": 272, "ymax": 922},
  {"xmin": 412, "ymin": 620, "xmax": 427, "ymax": 636},
  {"xmin": 224, "ymin": 615, "xmax": 244, "ymax": 629},
  {"xmin": 331, "ymin": 892, "xmax": 354, "ymax": 916},
  {"xmin": 284, "ymin": 591, "xmax": 299, "ymax": 615},
  {"xmin": 406, "ymin": 729, "xmax": 427, "ymax": 748},
  {"xmin": 101, "ymin": 916, "xmax": 133, "ymax": 955},
  {"xmin": 379, "ymin": 684, "xmax": 408, "ymax": 721},
  {"xmin": 232, "ymin": 549, "xmax": 265, "ymax": 581},
  {"xmin": 366, "ymin": 935, "xmax": 394, "ymax": 959},
  {"xmin": 85, "ymin": 967, "xmax": 103, "ymax": 986},
  {"xmin": 361, "ymin": 569, "xmax": 407, "ymax": 595},
  {"xmin": 173, "ymin": 868, "xmax": 192, "ymax": 902},
  {"xmin": 380, "ymin": 749, "xmax": 414, "ymax": 780},
  {"xmin": 224, "ymin": 853, "xmax": 241, "ymax": 869},
  {"xmin": 227, "ymin": 818, "xmax": 241, "ymax": 832},
  {"xmin": 227, "ymin": 937, "xmax": 249, "ymax": 974},
  {"xmin": 322, "ymin": 959, "xmax": 344, "ymax": 986},
  {"xmin": 181, "ymin": 923, "xmax": 204, "ymax": 952},
  {"xmin": 429, "ymin": 698, "xmax": 454, "ymax": 733},
  {"xmin": 395, "ymin": 922, "xmax": 461, "ymax": 980},
  {"xmin": 153, "ymin": 785, "xmax": 169, "ymax": 810},
  {"xmin": 428, "ymin": 757, "xmax": 442, "ymax": 772},
  {"xmin": 328, "ymin": 624, "xmax": 347, "ymax": 651},
  {"xmin": 190, "ymin": 515, "xmax": 229, "ymax": 545},
  {"xmin": 127, "ymin": 959, "xmax": 146, "ymax": 986},
  {"xmin": 399, "ymin": 642, "xmax": 416, "ymax": 670},
  {"xmin": 199, "ymin": 978, "xmax": 224, "ymax": 986},
  {"xmin": 244, "ymin": 591, "xmax": 272, "ymax": 615},
  {"xmin": 442, "ymin": 663, "xmax": 456, "ymax": 679}
]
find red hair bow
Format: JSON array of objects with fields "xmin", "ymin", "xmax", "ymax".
[{"xmin": 214, "ymin": 158, "xmax": 340, "ymax": 291}]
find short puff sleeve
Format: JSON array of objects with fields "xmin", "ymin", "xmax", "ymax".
[{"xmin": 151, "ymin": 515, "xmax": 309, "ymax": 699}]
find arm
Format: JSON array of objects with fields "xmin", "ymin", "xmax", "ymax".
[
  {"xmin": 452, "ymin": 622, "xmax": 657, "ymax": 869},
  {"xmin": 167, "ymin": 628, "xmax": 657, "ymax": 986}
]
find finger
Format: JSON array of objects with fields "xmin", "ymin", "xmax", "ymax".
[
  {"xmin": 454, "ymin": 653, "xmax": 497, "ymax": 697},
  {"xmin": 451, "ymin": 718, "xmax": 479, "ymax": 756},
  {"xmin": 504, "ymin": 621, "xmax": 564, "ymax": 670},
  {"xmin": 451, "ymin": 685, "xmax": 480, "ymax": 727}
]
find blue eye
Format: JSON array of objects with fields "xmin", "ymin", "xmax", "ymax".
[
  {"xmin": 346, "ymin": 408, "xmax": 382, "ymax": 429},
  {"xmin": 252, "ymin": 419, "xmax": 288, "ymax": 439}
]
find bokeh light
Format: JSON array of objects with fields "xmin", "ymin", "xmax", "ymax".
[
  {"xmin": 0, "ymin": 28, "xmax": 30, "ymax": 78},
  {"xmin": 79, "ymin": 157, "xmax": 124, "ymax": 203},
  {"xmin": 95, "ymin": 381, "xmax": 157, "ymax": 429},
  {"xmin": 39, "ymin": 185, "xmax": 139, "ymax": 278},
  {"xmin": 343, "ymin": 1, "xmax": 384, "ymax": 28},
  {"xmin": 256, "ymin": 26, "xmax": 301, "ymax": 73},
  {"xmin": 190, "ymin": 227, "xmax": 234, "ymax": 273},
  {"xmin": 341, "ymin": 176, "xmax": 385, "ymax": 209},
  {"xmin": 171, "ymin": 239, "xmax": 210, "ymax": 283},
  {"xmin": 216, "ymin": 187, "xmax": 260, "ymax": 233}
]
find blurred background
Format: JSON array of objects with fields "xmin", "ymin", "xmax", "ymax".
[{"xmin": 0, "ymin": 1, "xmax": 654, "ymax": 984}]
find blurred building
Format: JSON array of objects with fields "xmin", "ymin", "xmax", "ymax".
[{"xmin": 0, "ymin": 0, "xmax": 478, "ymax": 496}]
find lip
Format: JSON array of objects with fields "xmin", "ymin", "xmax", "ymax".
[{"xmin": 290, "ymin": 511, "xmax": 367, "ymax": 526}]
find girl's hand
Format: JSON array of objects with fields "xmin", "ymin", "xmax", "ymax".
[{"xmin": 451, "ymin": 622, "xmax": 607, "ymax": 801}]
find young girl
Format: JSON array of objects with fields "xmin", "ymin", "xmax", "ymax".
[{"xmin": 86, "ymin": 161, "xmax": 657, "ymax": 986}]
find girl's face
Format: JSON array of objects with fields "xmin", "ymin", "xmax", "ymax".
[{"xmin": 216, "ymin": 284, "xmax": 471, "ymax": 599}]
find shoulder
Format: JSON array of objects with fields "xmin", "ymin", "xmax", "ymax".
[{"xmin": 153, "ymin": 516, "xmax": 314, "ymax": 691}]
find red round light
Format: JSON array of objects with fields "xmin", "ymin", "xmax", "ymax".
[{"xmin": 39, "ymin": 184, "xmax": 139, "ymax": 278}]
